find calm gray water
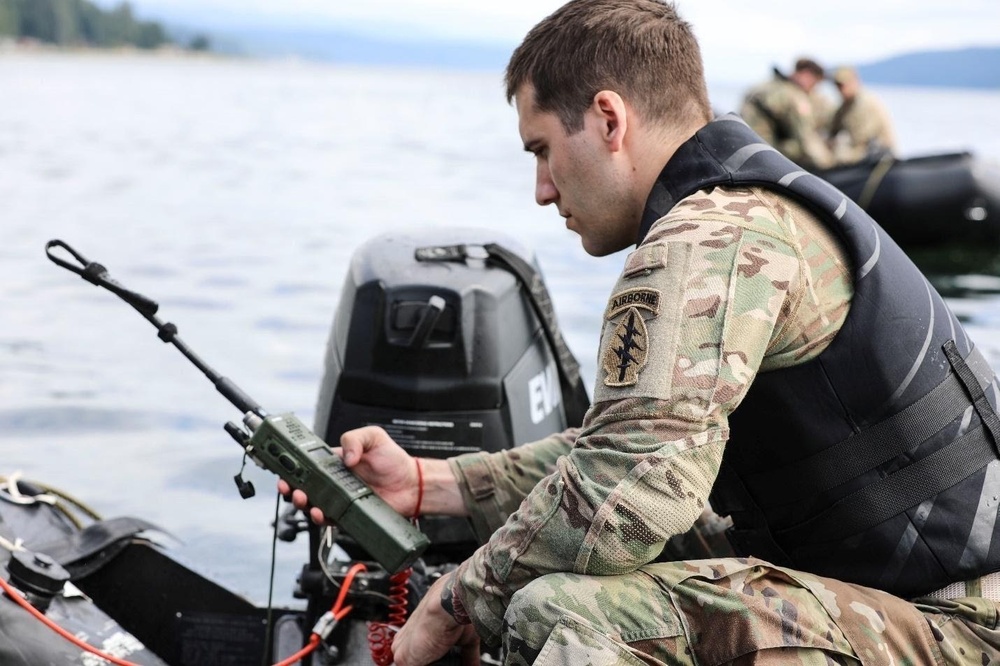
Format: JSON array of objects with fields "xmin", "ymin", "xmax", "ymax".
[{"xmin": 2, "ymin": 53, "xmax": 1000, "ymax": 606}]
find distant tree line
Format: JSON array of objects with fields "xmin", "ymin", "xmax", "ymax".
[{"xmin": 0, "ymin": 0, "xmax": 210, "ymax": 51}]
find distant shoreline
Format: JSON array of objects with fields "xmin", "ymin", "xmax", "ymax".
[
  {"xmin": 3, "ymin": 38, "xmax": 997, "ymax": 91},
  {"xmin": 0, "ymin": 37, "xmax": 227, "ymax": 60}
]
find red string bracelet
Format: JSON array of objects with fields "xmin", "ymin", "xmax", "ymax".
[{"xmin": 413, "ymin": 457, "xmax": 424, "ymax": 519}]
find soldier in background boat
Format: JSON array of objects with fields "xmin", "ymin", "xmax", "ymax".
[
  {"xmin": 829, "ymin": 65, "xmax": 898, "ymax": 165},
  {"xmin": 740, "ymin": 57, "xmax": 836, "ymax": 170}
]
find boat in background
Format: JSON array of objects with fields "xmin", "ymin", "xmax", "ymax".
[{"xmin": 817, "ymin": 152, "xmax": 1000, "ymax": 261}]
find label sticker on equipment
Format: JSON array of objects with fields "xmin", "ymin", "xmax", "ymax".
[
  {"xmin": 177, "ymin": 612, "xmax": 267, "ymax": 665},
  {"xmin": 372, "ymin": 418, "xmax": 484, "ymax": 455}
]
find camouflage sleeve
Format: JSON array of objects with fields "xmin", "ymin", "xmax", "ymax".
[
  {"xmin": 809, "ymin": 90, "xmax": 835, "ymax": 133},
  {"xmin": 833, "ymin": 92, "xmax": 897, "ymax": 164},
  {"xmin": 448, "ymin": 428, "xmax": 579, "ymax": 543},
  {"xmin": 760, "ymin": 81, "xmax": 835, "ymax": 170},
  {"xmin": 784, "ymin": 104, "xmax": 835, "ymax": 170},
  {"xmin": 739, "ymin": 83, "xmax": 776, "ymax": 145},
  {"xmin": 448, "ymin": 187, "xmax": 846, "ymax": 645}
]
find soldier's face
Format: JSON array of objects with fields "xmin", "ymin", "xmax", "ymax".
[
  {"xmin": 836, "ymin": 78, "xmax": 859, "ymax": 100},
  {"xmin": 792, "ymin": 70, "xmax": 822, "ymax": 93},
  {"xmin": 515, "ymin": 85, "xmax": 637, "ymax": 257}
]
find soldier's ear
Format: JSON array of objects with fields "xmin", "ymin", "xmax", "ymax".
[{"xmin": 591, "ymin": 90, "xmax": 628, "ymax": 152}]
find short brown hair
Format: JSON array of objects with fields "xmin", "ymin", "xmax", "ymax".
[
  {"xmin": 794, "ymin": 57, "xmax": 825, "ymax": 79},
  {"xmin": 505, "ymin": 0, "xmax": 712, "ymax": 134}
]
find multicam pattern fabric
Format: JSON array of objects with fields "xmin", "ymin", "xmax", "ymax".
[
  {"xmin": 500, "ymin": 557, "xmax": 1000, "ymax": 665},
  {"xmin": 446, "ymin": 185, "xmax": 855, "ymax": 646},
  {"xmin": 830, "ymin": 89, "xmax": 897, "ymax": 165},
  {"xmin": 740, "ymin": 76, "xmax": 835, "ymax": 170},
  {"xmin": 809, "ymin": 87, "xmax": 837, "ymax": 135}
]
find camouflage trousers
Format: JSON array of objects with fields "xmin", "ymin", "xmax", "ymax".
[{"xmin": 501, "ymin": 557, "xmax": 1000, "ymax": 666}]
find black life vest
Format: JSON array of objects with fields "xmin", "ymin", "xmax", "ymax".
[{"xmin": 638, "ymin": 115, "xmax": 1000, "ymax": 598}]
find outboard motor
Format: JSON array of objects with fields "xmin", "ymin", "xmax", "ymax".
[{"xmin": 313, "ymin": 227, "xmax": 590, "ymax": 561}]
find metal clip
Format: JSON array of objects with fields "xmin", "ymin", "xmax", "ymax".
[{"xmin": 312, "ymin": 610, "xmax": 338, "ymax": 640}]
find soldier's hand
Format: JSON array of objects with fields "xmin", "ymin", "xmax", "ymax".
[
  {"xmin": 392, "ymin": 574, "xmax": 480, "ymax": 666},
  {"xmin": 277, "ymin": 426, "xmax": 421, "ymax": 524}
]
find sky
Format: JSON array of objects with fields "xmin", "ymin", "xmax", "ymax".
[{"xmin": 110, "ymin": 0, "xmax": 1000, "ymax": 83}]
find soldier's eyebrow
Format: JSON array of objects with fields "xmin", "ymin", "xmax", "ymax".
[{"xmin": 523, "ymin": 139, "xmax": 543, "ymax": 154}]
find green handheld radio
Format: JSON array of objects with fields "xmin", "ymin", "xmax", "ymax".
[{"xmin": 45, "ymin": 239, "xmax": 429, "ymax": 574}]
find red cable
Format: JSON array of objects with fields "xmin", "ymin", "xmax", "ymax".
[
  {"xmin": 275, "ymin": 563, "xmax": 367, "ymax": 666},
  {"xmin": 368, "ymin": 458, "xmax": 423, "ymax": 665},
  {"xmin": 0, "ymin": 574, "xmax": 140, "ymax": 666},
  {"xmin": 274, "ymin": 634, "xmax": 321, "ymax": 666},
  {"xmin": 333, "ymin": 563, "xmax": 367, "ymax": 616},
  {"xmin": 368, "ymin": 458, "xmax": 424, "ymax": 666},
  {"xmin": 273, "ymin": 606, "xmax": 355, "ymax": 666},
  {"xmin": 1, "ymin": 563, "xmax": 371, "ymax": 666},
  {"xmin": 367, "ymin": 567, "xmax": 412, "ymax": 665}
]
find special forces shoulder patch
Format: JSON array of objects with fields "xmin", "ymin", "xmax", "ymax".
[{"xmin": 602, "ymin": 288, "xmax": 660, "ymax": 387}]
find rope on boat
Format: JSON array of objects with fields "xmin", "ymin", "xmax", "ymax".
[
  {"xmin": 0, "ymin": 472, "xmax": 104, "ymax": 530},
  {"xmin": 0, "ymin": 535, "xmax": 25, "ymax": 553},
  {"xmin": 0, "ymin": 472, "xmax": 58, "ymax": 506},
  {"xmin": 857, "ymin": 153, "xmax": 896, "ymax": 211}
]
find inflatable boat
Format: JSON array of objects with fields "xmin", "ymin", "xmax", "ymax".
[
  {"xmin": 2, "ymin": 229, "xmax": 590, "ymax": 665},
  {"xmin": 816, "ymin": 151, "xmax": 1000, "ymax": 250}
]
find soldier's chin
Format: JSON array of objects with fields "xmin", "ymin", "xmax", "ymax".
[
  {"xmin": 579, "ymin": 237, "xmax": 605, "ymax": 257},
  {"xmin": 581, "ymin": 235, "xmax": 630, "ymax": 258}
]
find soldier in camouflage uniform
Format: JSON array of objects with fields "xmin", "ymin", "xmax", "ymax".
[
  {"xmin": 829, "ymin": 66, "xmax": 897, "ymax": 165},
  {"xmin": 808, "ymin": 82, "xmax": 836, "ymax": 139},
  {"xmin": 740, "ymin": 58, "xmax": 836, "ymax": 171},
  {"xmin": 285, "ymin": 1, "xmax": 1000, "ymax": 664}
]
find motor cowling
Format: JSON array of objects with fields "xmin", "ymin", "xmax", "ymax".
[{"xmin": 314, "ymin": 228, "xmax": 586, "ymax": 560}]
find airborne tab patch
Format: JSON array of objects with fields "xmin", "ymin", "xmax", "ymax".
[{"xmin": 604, "ymin": 287, "xmax": 661, "ymax": 320}]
